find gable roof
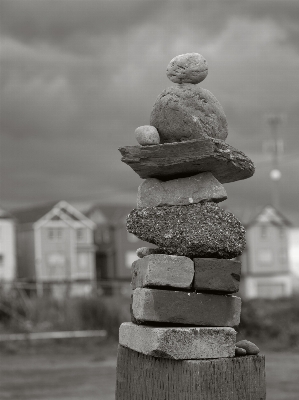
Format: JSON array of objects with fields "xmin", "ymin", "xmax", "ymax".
[
  {"xmin": 12, "ymin": 201, "xmax": 95, "ymax": 228},
  {"xmin": 85, "ymin": 204, "xmax": 134, "ymax": 225},
  {"xmin": 246, "ymin": 205, "xmax": 292, "ymax": 228}
]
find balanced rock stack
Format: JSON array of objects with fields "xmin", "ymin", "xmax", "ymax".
[{"xmin": 116, "ymin": 54, "xmax": 265, "ymax": 399}]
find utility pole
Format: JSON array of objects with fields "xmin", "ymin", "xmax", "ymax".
[{"xmin": 267, "ymin": 115, "xmax": 283, "ymax": 210}]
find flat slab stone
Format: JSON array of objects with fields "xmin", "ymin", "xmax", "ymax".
[
  {"xmin": 131, "ymin": 288, "xmax": 241, "ymax": 327},
  {"xmin": 127, "ymin": 202, "xmax": 246, "ymax": 259},
  {"xmin": 119, "ymin": 322, "xmax": 236, "ymax": 360},
  {"xmin": 131, "ymin": 254, "xmax": 194, "ymax": 290},
  {"xmin": 193, "ymin": 258, "xmax": 241, "ymax": 293},
  {"xmin": 116, "ymin": 346, "xmax": 266, "ymax": 400},
  {"xmin": 119, "ymin": 137, "xmax": 255, "ymax": 183},
  {"xmin": 137, "ymin": 173, "xmax": 227, "ymax": 208}
]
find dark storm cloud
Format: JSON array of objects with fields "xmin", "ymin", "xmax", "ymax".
[{"xmin": 0, "ymin": 0, "xmax": 298, "ymax": 217}]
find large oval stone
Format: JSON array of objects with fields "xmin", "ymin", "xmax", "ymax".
[
  {"xmin": 126, "ymin": 202, "xmax": 246, "ymax": 259},
  {"xmin": 150, "ymin": 85, "xmax": 228, "ymax": 144}
]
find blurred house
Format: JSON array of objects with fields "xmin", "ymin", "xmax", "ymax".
[
  {"xmin": 0, "ymin": 208, "xmax": 16, "ymax": 284},
  {"xmin": 73, "ymin": 202, "xmax": 152, "ymax": 294},
  {"xmin": 13, "ymin": 201, "xmax": 96, "ymax": 296},
  {"xmin": 239, "ymin": 205, "xmax": 293, "ymax": 299},
  {"xmin": 288, "ymin": 227, "xmax": 299, "ymax": 293}
]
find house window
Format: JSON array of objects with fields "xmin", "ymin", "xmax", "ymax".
[
  {"xmin": 47, "ymin": 253, "xmax": 66, "ymax": 278},
  {"xmin": 0, "ymin": 254, "xmax": 4, "ymax": 268},
  {"xmin": 76, "ymin": 228, "xmax": 86, "ymax": 242},
  {"xmin": 48, "ymin": 228, "xmax": 63, "ymax": 241},
  {"xmin": 77, "ymin": 253, "xmax": 89, "ymax": 271},
  {"xmin": 127, "ymin": 232, "xmax": 139, "ymax": 243},
  {"xmin": 257, "ymin": 283, "xmax": 286, "ymax": 299},
  {"xmin": 258, "ymin": 249, "xmax": 273, "ymax": 265},
  {"xmin": 125, "ymin": 251, "xmax": 139, "ymax": 269},
  {"xmin": 260, "ymin": 226, "xmax": 267, "ymax": 238}
]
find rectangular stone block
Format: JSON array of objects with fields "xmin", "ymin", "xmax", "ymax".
[
  {"xmin": 119, "ymin": 322, "xmax": 236, "ymax": 360},
  {"xmin": 116, "ymin": 346, "xmax": 266, "ymax": 400},
  {"xmin": 132, "ymin": 288, "xmax": 241, "ymax": 327},
  {"xmin": 131, "ymin": 254, "xmax": 194, "ymax": 290},
  {"xmin": 193, "ymin": 258, "xmax": 241, "ymax": 293}
]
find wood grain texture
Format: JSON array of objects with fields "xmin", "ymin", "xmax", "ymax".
[
  {"xmin": 115, "ymin": 345, "xmax": 266, "ymax": 400},
  {"xmin": 119, "ymin": 137, "xmax": 255, "ymax": 183}
]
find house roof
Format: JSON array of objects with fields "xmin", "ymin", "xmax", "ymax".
[
  {"xmin": 0, "ymin": 207, "xmax": 14, "ymax": 219},
  {"xmin": 11, "ymin": 202, "xmax": 57, "ymax": 224},
  {"xmin": 245, "ymin": 205, "xmax": 293, "ymax": 228},
  {"xmin": 85, "ymin": 204, "xmax": 135, "ymax": 225}
]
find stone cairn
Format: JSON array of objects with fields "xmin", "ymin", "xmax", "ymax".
[{"xmin": 116, "ymin": 53, "xmax": 265, "ymax": 400}]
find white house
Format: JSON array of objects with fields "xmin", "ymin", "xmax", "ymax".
[
  {"xmin": 13, "ymin": 201, "xmax": 96, "ymax": 295},
  {"xmin": 0, "ymin": 208, "xmax": 17, "ymax": 283},
  {"xmin": 239, "ymin": 205, "xmax": 293, "ymax": 299}
]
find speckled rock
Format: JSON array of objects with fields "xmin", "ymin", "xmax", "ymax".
[
  {"xmin": 137, "ymin": 173, "xmax": 227, "ymax": 208},
  {"xmin": 166, "ymin": 53, "xmax": 208, "ymax": 84},
  {"xmin": 135, "ymin": 125, "xmax": 160, "ymax": 146},
  {"xmin": 150, "ymin": 85, "xmax": 228, "ymax": 143},
  {"xmin": 119, "ymin": 323, "xmax": 236, "ymax": 360},
  {"xmin": 136, "ymin": 247, "xmax": 164, "ymax": 258},
  {"xmin": 127, "ymin": 202, "xmax": 246, "ymax": 259},
  {"xmin": 236, "ymin": 340, "xmax": 260, "ymax": 355}
]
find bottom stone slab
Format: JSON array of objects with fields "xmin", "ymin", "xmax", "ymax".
[
  {"xmin": 119, "ymin": 322, "xmax": 236, "ymax": 359},
  {"xmin": 116, "ymin": 345, "xmax": 266, "ymax": 400}
]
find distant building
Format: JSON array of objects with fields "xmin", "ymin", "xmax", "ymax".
[
  {"xmin": 84, "ymin": 204, "xmax": 151, "ymax": 282},
  {"xmin": 13, "ymin": 201, "xmax": 96, "ymax": 295},
  {"xmin": 240, "ymin": 205, "xmax": 293, "ymax": 299},
  {"xmin": 0, "ymin": 208, "xmax": 17, "ymax": 284}
]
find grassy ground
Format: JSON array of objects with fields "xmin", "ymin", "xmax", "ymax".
[{"xmin": 0, "ymin": 340, "xmax": 299, "ymax": 400}]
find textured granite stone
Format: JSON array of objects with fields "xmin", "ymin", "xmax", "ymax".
[
  {"xmin": 150, "ymin": 85, "xmax": 228, "ymax": 143},
  {"xmin": 136, "ymin": 247, "xmax": 165, "ymax": 258},
  {"xmin": 236, "ymin": 340, "xmax": 260, "ymax": 355},
  {"xmin": 193, "ymin": 258, "xmax": 241, "ymax": 293},
  {"xmin": 135, "ymin": 125, "xmax": 160, "ymax": 146},
  {"xmin": 137, "ymin": 173, "xmax": 227, "ymax": 208},
  {"xmin": 127, "ymin": 202, "xmax": 246, "ymax": 259},
  {"xmin": 119, "ymin": 137, "xmax": 255, "ymax": 183},
  {"xmin": 119, "ymin": 323, "xmax": 236, "ymax": 360},
  {"xmin": 131, "ymin": 288, "xmax": 241, "ymax": 327},
  {"xmin": 166, "ymin": 53, "xmax": 208, "ymax": 84},
  {"xmin": 131, "ymin": 254, "xmax": 194, "ymax": 290}
]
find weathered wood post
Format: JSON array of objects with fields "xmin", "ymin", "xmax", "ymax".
[{"xmin": 116, "ymin": 53, "xmax": 266, "ymax": 400}]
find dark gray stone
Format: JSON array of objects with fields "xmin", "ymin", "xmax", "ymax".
[
  {"xmin": 236, "ymin": 340, "xmax": 260, "ymax": 355},
  {"xmin": 150, "ymin": 85, "xmax": 228, "ymax": 143},
  {"xmin": 119, "ymin": 137, "xmax": 255, "ymax": 183},
  {"xmin": 127, "ymin": 202, "xmax": 246, "ymax": 259}
]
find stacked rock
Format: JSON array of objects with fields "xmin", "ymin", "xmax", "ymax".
[{"xmin": 118, "ymin": 53, "xmax": 258, "ymax": 361}]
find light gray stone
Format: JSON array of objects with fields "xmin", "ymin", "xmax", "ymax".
[
  {"xmin": 137, "ymin": 173, "xmax": 227, "ymax": 208},
  {"xmin": 132, "ymin": 288, "xmax": 241, "ymax": 327},
  {"xmin": 136, "ymin": 247, "xmax": 164, "ymax": 258},
  {"xmin": 135, "ymin": 125, "xmax": 160, "ymax": 146},
  {"xmin": 119, "ymin": 322, "xmax": 236, "ymax": 360},
  {"xmin": 131, "ymin": 254, "xmax": 194, "ymax": 290},
  {"xmin": 166, "ymin": 53, "xmax": 208, "ymax": 84},
  {"xmin": 150, "ymin": 85, "xmax": 228, "ymax": 143}
]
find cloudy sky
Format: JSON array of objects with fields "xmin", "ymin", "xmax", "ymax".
[{"xmin": 0, "ymin": 0, "xmax": 299, "ymax": 221}]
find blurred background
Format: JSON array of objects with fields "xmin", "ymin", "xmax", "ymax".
[{"xmin": 0, "ymin": 1, "xmax": 299, "ymax": 399}]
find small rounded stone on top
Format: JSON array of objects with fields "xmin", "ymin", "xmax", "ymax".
[
  {"xmin": 135, "ymin": 125, "xmax": 160, "ymax": 146},
  {"xmin": 166, "ymin": 53, "xmax": 208, "ymax": 84}
]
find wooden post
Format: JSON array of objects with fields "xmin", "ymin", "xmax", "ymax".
[{"xmin": 116, "ymin": 345, "xmax": 266, "ymax": 400}]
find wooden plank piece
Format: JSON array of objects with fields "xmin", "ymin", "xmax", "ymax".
[{"xmin": 115, "ymin": 345, "xmax": 266, "ymax": 400}]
